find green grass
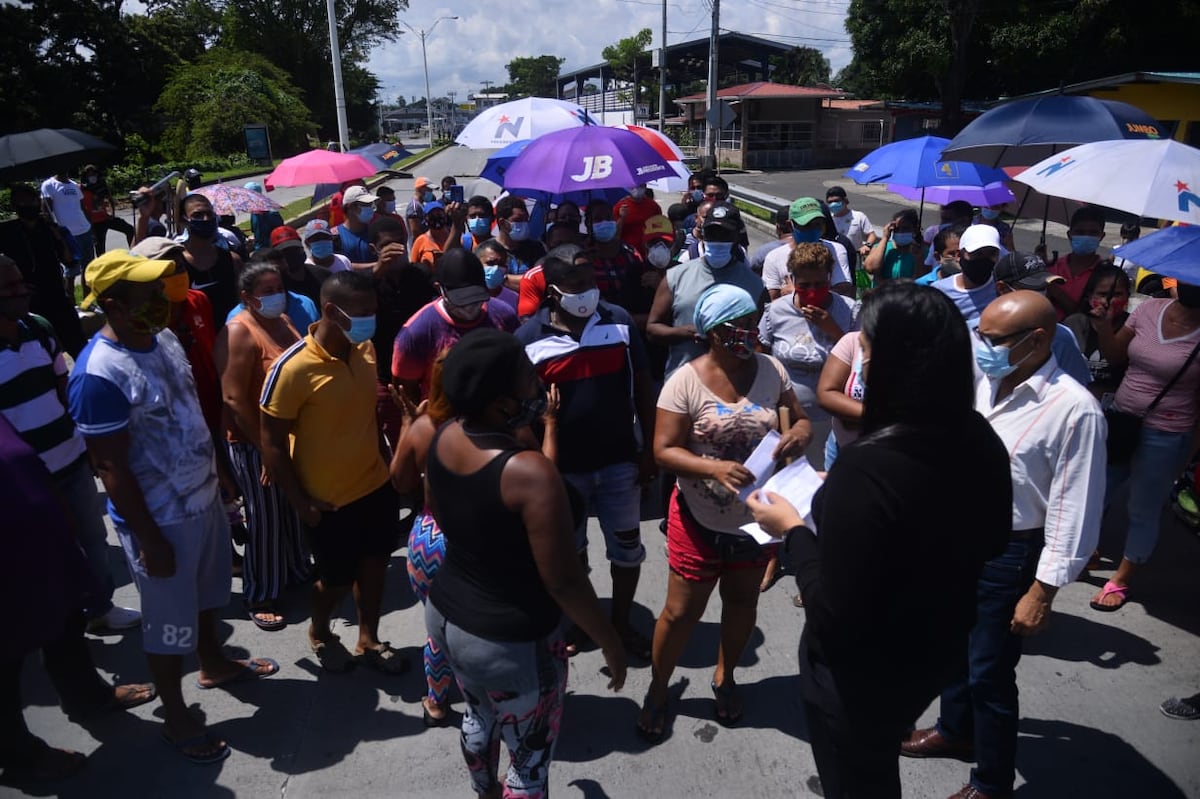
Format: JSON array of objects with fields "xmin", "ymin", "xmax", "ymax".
[{"xmin": 731, "ymin": 198, "xmax": 774, "ymax": 223}]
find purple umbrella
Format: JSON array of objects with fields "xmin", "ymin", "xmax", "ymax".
[
  {"xmin": 886, "ymin": 181, "xmax": 1016, "ymax": 207},
  {"xmin": 501, "ymin": 126, "xmax": 675, "ymax": 196}
]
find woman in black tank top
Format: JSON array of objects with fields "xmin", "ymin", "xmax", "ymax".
[{"xmin": 425, "ymin": 328, "xmax": 626, "ymax": 799}]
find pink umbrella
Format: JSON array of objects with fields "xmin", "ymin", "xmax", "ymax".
[{"xmin": 265, "ymin": 149, "xmax": 378, "ymax": 188}]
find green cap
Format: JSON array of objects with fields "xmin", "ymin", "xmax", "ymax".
[{"xmin": 789, "ymin": 197, "xmax": 824, "ymax": 226}]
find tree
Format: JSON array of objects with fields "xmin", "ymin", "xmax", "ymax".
[
  {"xmin": 770, "ymin": 47, "xmax": 832, "ymax": 87},
  {"xmin": 505, "ymin": 55, "xmax": 566, "ymax": 99},
  {"xmin": 602, "ymin": 28, "xmax": 652, "ymax": 109},
  {"xmin": 155, "ymin": 49, "xmax": 314, "ymax": 158}
]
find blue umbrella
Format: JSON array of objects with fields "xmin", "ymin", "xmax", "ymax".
[
  {"xmin": 846, "ymin": 135, "xmax": 1009, "ymax": 187},
  {"xmin": 502, "ymin": 126, "xmax": 675, "ymax": 196},
  {"xmin": 1113, "ymin": 225, "xmax": 1200, "ymax": 284},
  {"xmin": 942, "ymin": 95, "xmax": 1164, "ymax": 169},
  {"xmin": 480, "ymin": 139, "xmax": 532, "ymax": 186}
]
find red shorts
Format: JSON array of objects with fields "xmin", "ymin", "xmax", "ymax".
[{"xmin": 666, "ymin": 488, "xmax": 775, "ymax": 582}]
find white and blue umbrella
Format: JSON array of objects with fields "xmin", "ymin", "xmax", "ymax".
[{"xmin": 455, "ymin": 97, "xmax": 594, "ymax": 149}]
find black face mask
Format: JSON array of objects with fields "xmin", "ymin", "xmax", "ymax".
[
  {"xmin": 961, "ymin": 255, "xmax": 995, "ymax": 285},
  {"xmin": 1177, "ymin": 284, "xmax": 1200, "ymax": 309},
  {"xmin": 14, "ymin": 205, "xmax": 40, "ymax": 222}
]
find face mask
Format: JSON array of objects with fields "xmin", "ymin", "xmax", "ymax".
[
  {"xmin": 468, "ymin": 217, "xmax": 491, "ymax": 237},
  {"xmin": 892, "ymin": 231, "xmax": 914, "ymax": 247},
  {"xmin": 792, "ymin": 227, "xmax": 821, "ymax": 244},
  {"xmin": 980, "ymin": 208, "xmax": 1001, "ymax": 220},
  {"xmin": 960, "ymin": 256, "xmax": 995, "ymax": 285},
  {"xmin": 1176, "ymin": 284, "xmax": 1200, "ymax": 309},
  {"xmin": 939, "ymin": 255, "xmax": 961, "ymax": 275},
  {"xmin": 1070, "ymin": 235, "xmax": 1100, "ymax": 256},
  {"xmin": 507, "ymin": 221, "xmax": 530, "ymax": 241},
  {"xmin": 163, "ymin": 273, "xmax": 190, "ymax": 303},
  {"xmin": 630, "ymin": 188, "xmax": 646, "ymax": 200},
  {"xmin": 705, "ymin": 241, "xmax": 734, "ymax": 268},
  {"xmin": 187, "ymin": 217, "xmax": 217, "ymax": 239},
  {"xmin": 356, "ymin": 206, "xmax": 375, "ymax": 224},
  {"xmin": 794, "ymin": 286, "xmax": 831, "ymax": 308},
  {"xmin": 507, "ymin": 392, "xmax": 548, "ymax": 430},
  {"xmin": 14, "ymin": 205, "xmax": 40, "ymax": 222},
  {"xmin": 442, "ymin": 291, "xmax": 484, "ymax": 322},
  {"xmin": 556, "ymin": 287, "xmax": 600, "ymax": 318},
  {"xmin": 127, "ymin": 293, "xmax": 170, "ymax": 336},
  {"xmin": 1093, "ymin": 295, "xmax": 1129, "ymax": 315},
  {"xmin": 483, "ymin": 264, "xmax": 506, "ymax": 289},
  {"xmin": 254, "ymin": 291, "xmax": 287, "ymax": 319},
  {"xmin": 647, "ymin": 242, "xmax": 672, "ymax": 269},
  {"xmin": 827, "ymin": 201, "xmax": 845, "ymax": 214},
  {"xmin": 384, "ymin": 201, "xmax": 396, "ymax": 214},
  {"xmin": 335, "ymin": 305, "xmax": 376, "ymax": 344},
  {"xmin": 0, "ymin": 292, "xmax": 32, "ymax": 320},
  {"xmin": 309, "ymin": 240, "xmax": 335, "ymax": 259},
  {"xmin": 974, "ymin": 331, "xmax": 1034, "ymax": 379},
  {"xmin": 592, "ymin": 221, "xmax": 617, "ymax": 242},
  {"xmin": 718, "ymin": 325, "xmax": 756, "ymax": 360},
  {"xmin": 691, "ymin": 189, "xmax": 704, "ymax": 202},
  {"xmin": 422, "ymin": 190, "xmax": 435, "ymax": 202},
  {"xmin": 427, "ymin": 216, "xmax": 448, "ymax": 230}
]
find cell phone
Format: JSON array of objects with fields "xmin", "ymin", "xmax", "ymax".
[{"xmin": 448, "ymin": 185, "xmax": 464, "ymax": 204}]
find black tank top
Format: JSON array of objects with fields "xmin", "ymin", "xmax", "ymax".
[
  {"xmin": 426, "ymin": 425, "xmax": 562, "ymax": 641},
  {"xmin": 187, "ymin": 248, "xmax": 238, "ymax": 327}
]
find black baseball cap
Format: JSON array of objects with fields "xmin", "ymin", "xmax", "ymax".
[
  {"xmin": 703, "ymin": 202, "xmax": 744, "ymax": 234},
  {"xmin": 437, "ymin": 249, "xmax": 490, "ymax": 306},
  {"xmin": 994, "ymin": 252, "xmax": 1065, "ymax": 291}
]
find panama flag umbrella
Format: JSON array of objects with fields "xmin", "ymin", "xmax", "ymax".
[
  {"xmin": 455, "ymin": 97, "xmax": 594, "ymax": 149},
  {"xmin": 610, "ymin": 124, "xmax": 691, "ymax": 192},
  {"xmin": 1013, "ymin": 139, "xmax": 1200, "ymax": 226}
]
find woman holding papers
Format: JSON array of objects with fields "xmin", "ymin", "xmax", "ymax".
[
  {"xmin": 747, "ymin": 281, "xmax": 1011, "ymax": 799},
  {"xmin": 637, "ymin": 284, "xmax": 811, "ymax": 741}
]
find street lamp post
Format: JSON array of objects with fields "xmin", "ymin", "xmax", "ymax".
[{"xmin": 400, "ymin": 16, "xmax": 458, "ymax": 146}]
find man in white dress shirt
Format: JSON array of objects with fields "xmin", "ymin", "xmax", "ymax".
[{"xmin": 900, "ymin": 290, "xmax": 1106, "ymax": 799}]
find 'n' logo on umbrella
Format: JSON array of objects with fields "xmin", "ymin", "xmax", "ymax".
[
  {"xmin": 495, "ymin": 115, "xmax": 524, "ymax": 139},
  {"xmin": 1035, "ymin": 156, "xmax": 1076, "ymax": 177},
  {"xmin": 1178, "ymin": 180, "xmax": 1200, "ymax": 213}
]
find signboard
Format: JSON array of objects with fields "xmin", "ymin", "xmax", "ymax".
[
  {"xmin": 243, "ymin": 124, "xmax": 272, "ymax": 164},
  {"xmin": 705, "ymin": 100, "xmax": 737, "ymax": 130}
]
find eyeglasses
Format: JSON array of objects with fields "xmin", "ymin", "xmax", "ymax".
[{"xmin": 974, "ymin": 326, "xmax": 1033, "ymax": 347}]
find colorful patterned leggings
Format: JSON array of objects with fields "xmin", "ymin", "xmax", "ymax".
[
  {"xmin": 407, "ymin": 511, "xmax": 453, "ymax": 704},
  {"xmin": 425, "ymin": 601, "xmax": 568, "ymax": 799}
]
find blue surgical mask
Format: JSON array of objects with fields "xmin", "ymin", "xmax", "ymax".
[
  {"xmin": 423, "ymin": 190, "xmax": 435, "ymax": 202},
  {"xmin": 792, "ymin": 227, "xmax": 821, "ymax": 244},
  {"xmin": 1070, "ymin": 235, "xmax": 1100, "ymax": 256},
  {"xmin": 309, "ymin": 239, "xmax": 334, "ymax": 259},
  {"xmin": 468, "ymin": 217, "xmax": 491, "ymax": 237},
  {"xmin": 384, "ymin": 201, "xmax": 396, "ymax": 214},
  {"xmin": 691, "ymin": 189, "xmax": 704, "ymax": 202},
  {"xmin": 483, "ymin": 264, "xmax": 506, "ymax": 289},
  {"xmin": 980, "ymin": 208, "xmax": 1001, "ymax": 220},
  {"xmin": 335, "ymin": 305, "xmax": 376, "ymax": 344},
  {"xmin": 592, "ymin": 220, "xmax": 617, "ymax": 242},
  {"xmin": 357, "ymin": 206, "xmax": 375, "ymax": 224},
  {"xmin": 255, "ymin": 291, "xmax": 287, "ymax": 319},
  {"xmin": 892, "ymin": 232, "xmax": 914, "ymax": 247},
  {"xmin": 828, "ymin": 201, "xmax": 845, "ymax": 214},
  {"xmin": 508, "ymin": 221, "xmax": 530, "ymax": 241},
  {"xmin": 705, "ymin": 241, "xmax": 734, "ymax": 268},
  {"xmin": 974, "ymin": 331, "xmax": 1034, "ymax": 379}
]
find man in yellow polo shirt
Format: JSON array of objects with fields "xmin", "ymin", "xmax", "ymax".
[{"xmin": 260, "ymin": 270, "xmax": 406, "ymax": 675}]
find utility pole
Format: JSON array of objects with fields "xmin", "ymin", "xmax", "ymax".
[
  {"xmin": 325, "ymin": 0, "xmax": 349, "ymax": 151},
  {"xmin": 658, "ymin": 0, "xmax": 667, "ymax": 131},
  {"xmin": 705, "ymin": 0, "xmax": 720, "ymax": 169},
  {"xmin": 401, "ymin": 16, "xmax": 458, "ymax": 146}
]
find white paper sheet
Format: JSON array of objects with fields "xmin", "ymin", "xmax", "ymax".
[
  {"xmin": 739, "ymin": 456, "xmax": 824, "ymax": 542},
  {"xmin": 737, "ymin": 429, "xmax": 781, "ymax": 502}
]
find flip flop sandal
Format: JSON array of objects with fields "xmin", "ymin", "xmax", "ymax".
[
  {"xmin": 711, "ymin": 680, "xmax": 744, "ymax": 727},
  {"xmin": 108, "ymin": 682, "xmax": 157, "ymax": 711},
  {"xmin": 635, "ymin": 693, "xmax": 669, "ymax": 743},
  {"xmin": 311, "ymin": 637, "xmax": 356, "ymax": 673},
  {"xmin": 195, "ymin": 657, "xmax": 280, "ymax": 690},
  {"xmin": 246, "ymin": 604, "xmax": 287, "ymax": 632},
  {"xmin": 1089, "ymin": 580, "xmax": 1130, "ymax": 613},
  {"xmin": 1160, "ymin": 696, "xmax": 1200, "ymax": 720},
  {"xmin": 357, "ymin": 643, "xmax": 410, "ymax": 675},
  {"xmin": 162, "ymin": 732, "xmax": 231, "ymax": 765}
]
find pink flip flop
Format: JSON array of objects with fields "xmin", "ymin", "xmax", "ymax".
[{"xmin": 1089, "ymin": 580, "xmax": 1129, "ymax": 612}]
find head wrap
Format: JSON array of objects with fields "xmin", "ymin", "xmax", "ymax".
[{"xmin": 693, "ymin": 283, "xmax": 758, "ymax": 334}]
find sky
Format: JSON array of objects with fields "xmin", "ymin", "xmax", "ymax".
[{"xmin": 367, "ymin": 0, "xmax": 853, "ymax": 106}]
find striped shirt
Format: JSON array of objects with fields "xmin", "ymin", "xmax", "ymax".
[{"xmin": 0, "ymin": 314, "xmax": 85, "ymax": 474}]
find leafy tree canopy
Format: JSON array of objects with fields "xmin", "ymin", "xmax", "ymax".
[
  {"xmin": 505, "ymin": 55, "xmax": 566, "ymax": 99},
  {"xmin": 770, "ymin": 47, "xmax": 832, "ymax": 87}
]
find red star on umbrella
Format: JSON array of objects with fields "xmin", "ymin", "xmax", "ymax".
[
  {"xmin": 1178, "ymin": 180, "xmax": 1191, "ymax": 193},
  {"xmin": 499, "ymin": 115, "xmax": 510, "ymax": 124}
]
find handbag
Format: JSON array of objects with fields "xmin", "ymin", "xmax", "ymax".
[{"xmin": 1105, "ymin": 336, "xmax": 1200, "ymax": 466}]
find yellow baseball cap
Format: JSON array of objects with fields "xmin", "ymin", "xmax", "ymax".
[
  {"xmin": 81, "ymin": 250, "xmax": 175, "ymax": 308},
  {"xmin": 643, "ymin": 214, "xmax": 673, "ymax": 241}
]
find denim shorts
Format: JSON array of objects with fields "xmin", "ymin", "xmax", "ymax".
[{"xmin": 562, "ymin": 461, "xmax": 645, "ymax": 567}]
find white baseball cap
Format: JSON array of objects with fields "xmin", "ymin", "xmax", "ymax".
[
  {"xmin": 342, "ymin": 185, "xmax": 378, "ymax": 206},
  {"xmin": 959, "ymin": 224, "xmax": 1001, "ymax": 254}
]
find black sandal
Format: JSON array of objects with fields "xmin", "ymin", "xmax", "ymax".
[
  {"xmin": 711, "ymin": 679, "xmax": 744, "ymax": 727},
  {"xmin": 636, "ymin": 693, "xmax": 669, "ymax": 743}
]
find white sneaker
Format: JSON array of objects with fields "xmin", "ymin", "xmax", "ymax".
[{"xmin": 87, "ymin": 606, "xmax": 142, "ymax": 633}]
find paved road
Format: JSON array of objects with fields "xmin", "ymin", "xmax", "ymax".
[{"xmin": 55, "ymin": 158, "xmax": 1200, "ymax": 799}]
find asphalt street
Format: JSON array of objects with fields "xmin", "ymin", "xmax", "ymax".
[{"xmin": 50, "ymin": 155, "xmax": 1200, "ymax": 799}]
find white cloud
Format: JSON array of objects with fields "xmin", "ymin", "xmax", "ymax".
[{"xmin": 365, "ymin": 0, "xmax": 852, "ymax": 104}]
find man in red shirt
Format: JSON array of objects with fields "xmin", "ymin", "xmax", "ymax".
[
  {"xmin": 613, "ymin": 185, "xmax": 662, "ymax": 255},
  {"xmin": 1047, "ymin": 207, "xmax": 1106, "ymax": 320}
]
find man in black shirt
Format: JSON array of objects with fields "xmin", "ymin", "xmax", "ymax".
[{"xmin": 272, "ymin": 226, "xmax": 329, "ymax": 307}]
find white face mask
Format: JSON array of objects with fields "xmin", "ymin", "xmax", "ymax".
[
  {"xmin": 556, "ymin": 287, "xmax": 600, "ymax": 318},
  {"xmin": 647, "ymin": 242, "xmax": 672, "ymax": 268}
]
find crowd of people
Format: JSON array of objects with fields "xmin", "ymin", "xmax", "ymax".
[{"xmin": 2, "ymin": 161, "xmax": 1198, "ymax": 798}]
